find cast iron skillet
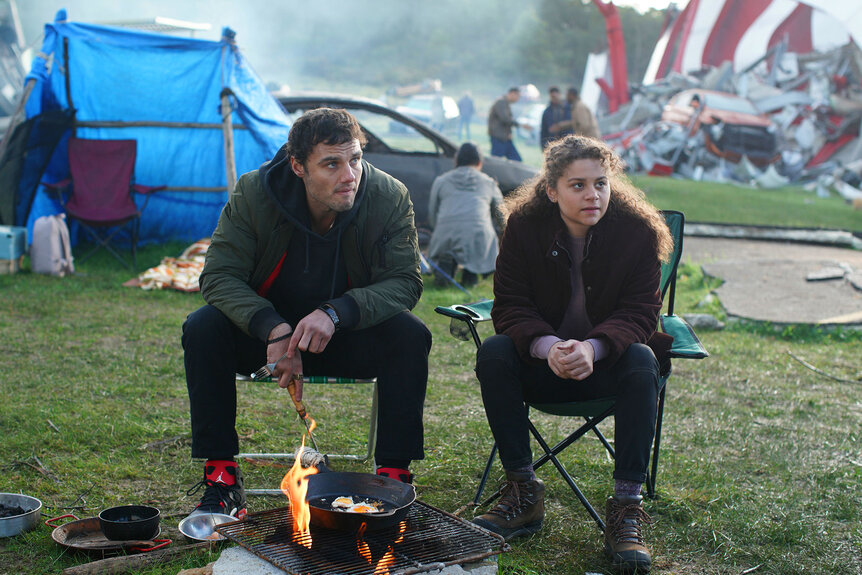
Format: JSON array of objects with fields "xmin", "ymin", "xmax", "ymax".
[
  {"xmin": 45, "ymin": 514, "xmax": 170, "ymax": 553},
  {"xmin": 305, "ymin": 471, "xmax": 415, "ymax": 532}
]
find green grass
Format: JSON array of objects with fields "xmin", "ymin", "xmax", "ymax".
[
  {"xmin": 633, "ymin": 176, "xmax": 862, "ymax": 233},
  {"xmin": 1, "ymin": 221, "xmax": 860, "ymax": 574}
]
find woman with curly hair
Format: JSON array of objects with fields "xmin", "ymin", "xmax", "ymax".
[{"xmin": 472, "ymin": 135, "xmax": 673, "ymax": 574}]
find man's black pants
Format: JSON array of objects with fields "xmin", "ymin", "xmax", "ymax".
[
  {"xmin": 183, "ymin": 305, "xmax": 431, "ymax": 463},
  {"xmin": 475, "ymin": 335, "xmax": 660, "ymax": 483}
]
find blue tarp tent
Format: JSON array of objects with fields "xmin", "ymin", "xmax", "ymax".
[{"xmin": 17, "ymin": 9, "xmax": 291, "ymax": 244}]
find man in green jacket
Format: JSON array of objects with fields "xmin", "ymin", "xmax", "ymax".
[{"xmin": 182, "ymin": 108, "xmax": 431, "ymax": 518}]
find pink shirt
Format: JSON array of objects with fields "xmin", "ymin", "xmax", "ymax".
[{"xmin": 530, "ymin": 234, "xmax": 608, "ymax": 361}]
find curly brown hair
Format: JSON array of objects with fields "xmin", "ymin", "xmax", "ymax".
[
  {"xmin": 504, "ymin": 135, "xmax": 674, "ymax": 261},
  {"xmin": 286, "ymin": 107, "xmax": 367, "ymax": 166}
]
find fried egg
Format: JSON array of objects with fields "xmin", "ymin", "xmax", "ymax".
[
  {"xmin": 331, "ymin": 496, "xmax": 355, "ymax": 509},
  {"xmin": 347, "ymin": 503, "xmax": 380, "ymax": 514}
]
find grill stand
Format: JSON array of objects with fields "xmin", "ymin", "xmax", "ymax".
[{"xmin": 216, "ymin": 500, "xmax": 508, "ymax": 575}]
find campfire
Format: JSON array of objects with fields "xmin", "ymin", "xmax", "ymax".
[
  {"xmin": 217, "ymin": 420, "xmax": 508, "ymax": 574},
  {"xmin": 279, "ymin": 418, "xmax": 318, "ymax": 538}
]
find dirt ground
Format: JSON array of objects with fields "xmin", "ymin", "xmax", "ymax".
[{"xmin": 682, "ymin": 236, "xmax": 862, "ymax": 325}]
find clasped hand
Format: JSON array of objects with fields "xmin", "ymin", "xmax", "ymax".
[
  {"xmin": 548, "ymin": 339, "xmax": 595, "ymax": 381},
  {"xmin": 266, "ymin": 309, "xmax": 336, "ymax": 400}
]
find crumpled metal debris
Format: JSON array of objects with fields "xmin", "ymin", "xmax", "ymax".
[{"xmin": 603, "ymin": 41, "xmax": 862, "ymax": 198}]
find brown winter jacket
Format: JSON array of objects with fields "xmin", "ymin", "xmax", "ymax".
[{"xmin": 491, "ymin": 205, "xmax": 672, "ymax": 368}]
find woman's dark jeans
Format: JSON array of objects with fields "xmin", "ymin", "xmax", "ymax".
[
  {"xmin": 475, "ymin": 334, "xmax": 660, "ymax": 483},
  {"xmin": 183, "ymin": 305, "xmax": 431, "ymax": 463}
]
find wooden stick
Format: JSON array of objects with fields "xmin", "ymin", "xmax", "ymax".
[
  {"xmin": 76, "ymin": 120, "xmax": 248, "ymax": 131},
  {"xmin": 220, "ymin": 88, "xmax": 237, "ymax": 194},
  {"xmin": 60, "ymin": 541, "xmax": 217, "ymax": 575},
  {"xmin": 786, "ymin": 350, "xmax": 860, "ymax": 384}
]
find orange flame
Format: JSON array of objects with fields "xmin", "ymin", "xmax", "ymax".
[
  {"xmin": 357, "ymin": 539, "xmax": 373, "ymax": 563},
  {"xmin": 374, "ymin": 550, "xmax": 396, "ymax": 574},
  {"xmin": 394, "ymin": 520, "xmax": 407, "ymax": 544},
  {"xmin": 354, "ymin": 519, "xmax": 406, "ymax": 574},
  {"xmin": 280, "ymin": 423, "xmax": 319, "ymax": 538}
]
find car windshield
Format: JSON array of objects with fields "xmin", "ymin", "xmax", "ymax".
[
  {"xmin": 283, "ymin": 106, "xmax": 441, "ymax": 154},
  {"xmin": 702, "ymin": 93, "xmax": 759, "ymax": 115}
]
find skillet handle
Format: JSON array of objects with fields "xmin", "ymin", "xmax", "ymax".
[
  {"xmin": 130, "ymin": 538, "xmax": 171, "ymax": 552},
  {"xmin": 44, "ymin": 513, "xmax": 79, "ymax": 527}
]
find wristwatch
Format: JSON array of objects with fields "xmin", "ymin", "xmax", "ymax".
[{"xmin": 318, "ymin": 303, "xmax": 341, "ymax": 331}]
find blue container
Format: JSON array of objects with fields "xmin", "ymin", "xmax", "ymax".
[
  {"xmin": 0, "ymin": 226, "xmax": 27, "ymax": 273},
  {"xmin": 0, "ymin": 226, "xmax": 26, "ymax": 260}
]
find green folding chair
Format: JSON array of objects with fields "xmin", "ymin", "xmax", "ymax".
[
  {"xmin": 236, "ymin": 375, "xmax": 378, "ymax": 495},
  {"xmin": 435, "ymin": 210, "xmax": 708, "ymax": 531}
]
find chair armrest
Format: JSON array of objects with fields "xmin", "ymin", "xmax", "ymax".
[
  {"xmin": 660, "ymin": 314, "xmax": 709, "ymax": 359},
  {"xmin": 132, "ymin": 184, "xmax": 167, "ymax": 195},
  {"xmin": 434, "ymin": 299, "xmax": 494, "ymax": 322}
]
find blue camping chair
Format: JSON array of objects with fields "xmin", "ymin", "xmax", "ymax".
[{"xmin": 435, "ymin": 210, "xmax": 708, "ymax": 531}]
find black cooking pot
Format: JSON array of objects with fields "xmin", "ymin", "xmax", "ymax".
[
  {"xmin": 306, "ymin": 471, "xmax": 415, "ymax": 532},
  {"xmin": 98, "ymin": 505, "xmax": 160, "ymax": 541}
]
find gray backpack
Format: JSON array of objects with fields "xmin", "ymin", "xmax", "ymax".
[{"xmin": 31, "ymin": 214, "xmax": 74, "ymax": 276}]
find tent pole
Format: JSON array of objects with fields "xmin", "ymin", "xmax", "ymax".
[
  {"xmin": 0, "ymin": 77, "xmax": 35, "ymax": 163},
  {"xmin": 220, "ymin": 88, "xmax": 237, "ymax": 193}
]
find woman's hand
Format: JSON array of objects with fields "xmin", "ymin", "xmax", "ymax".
[{"xmin": 548, "ymin": 339, "xmax": 595, "ymax": 381}]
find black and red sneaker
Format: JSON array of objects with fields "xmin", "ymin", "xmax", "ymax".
[
  {"xmin": 376, "ymin": 466, "xmax": 414, "ymax": 484},
  {"xmin": 186, "ymin": 459, "xmax": 247, "ymax": 519}
]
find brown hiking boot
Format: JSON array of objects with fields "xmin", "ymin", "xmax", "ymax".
[
  {"xmin": 604, "ymin": 495, "xmax": 653, "ymax": 573},
  {"xmin": 472, "ymin": 477, "xmax": 545, "ymax": 540}
]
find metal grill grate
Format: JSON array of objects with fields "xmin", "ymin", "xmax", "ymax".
[{"xmin": 217, "ymin": 500, "xmax": 507, "ymax": 575}]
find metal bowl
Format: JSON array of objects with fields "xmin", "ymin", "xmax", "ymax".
[
  {"xmin": 0, "ymin": 493, "xmax": 42, "ymax": 538},
  {"xmin": 178, "ymin": 512, "xmax": 236, "ymax": 542}
]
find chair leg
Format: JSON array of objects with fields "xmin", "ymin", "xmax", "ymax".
[
  {"xmin": 646, "ymin": 385, "xmax": 667, "ymax": 499},
  {"xmin": 75, "ymin": 222, "xmax": 133, "ymax": 269},
  {"xmin": 131, "ymin": 217, "xmax": 139, "ymax": 270},
  {"xmin": 531, "ymin": 405, "xmax": 615, "ymax": 471},
  {"xmin": 528, "ymin": 419, "xmax": 606, "ymax": 532},
  {"xmin": 473, "ymin": 442, "xmax": 498, "ymax": 505},
  {"xmin": 590, "ymin": 421, "xmax": 616, "ymax": 459}
]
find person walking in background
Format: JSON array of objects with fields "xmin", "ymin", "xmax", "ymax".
[
  {"xmin": 428, "ymin": 142, "xmax": 504, "ymax": 287},
  {"xmin": 540, "ymin": 86, "xmax": 569, "ymax": 149},
  {"xmin": 457, "ymin": 92, "xmax": 475, "ymax": 140},
  {"xmin": 472, "ymin": 135, "xmax": 673, "ymax": 573},
  {"xmin": 554, "ymin": 87, "xmax": 601, "ymax": 139},
  {"xmin": 431, "ymin": 94, "xmax": 446, "ymax": 132},
  {"xmin": 488, "ymin": 87, "xmax": 531, "ymax": 161}
]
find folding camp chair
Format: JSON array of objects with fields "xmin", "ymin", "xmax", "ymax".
[
  {"xmin": 43, "ymin": 138, "xmax": 165, "ymax": 269},
  {"xmin": 236, "ymin": 375, "xmax": 379, "ymax": 495},
  {"xmin": 434, "ymin": 210, "xmax": 708, "ymax": 531}
]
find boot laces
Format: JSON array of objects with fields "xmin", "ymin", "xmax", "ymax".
[
  {"xmin": 608, "ymin": 501, "xmax": 653, "ymax": 544},
  {"xmin": 488, "ymin": 481, "xmax": 528, "ymax": 520},
  {"xmin": 186, "ymin": 478, "xmax": 242, "ymax": 511}
]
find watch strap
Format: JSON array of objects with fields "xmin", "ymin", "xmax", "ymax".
[{"xmin": 318, "ymin": 304, "xmax": 341, "ymax": 331}]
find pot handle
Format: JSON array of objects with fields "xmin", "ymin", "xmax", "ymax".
[
  {"xmin": 44, "ymin": 513, "xmax": 79, "ymax": 527},
  {"xmin": 130, "ymin": 538, "xmax": 171, "ymax": 552}
]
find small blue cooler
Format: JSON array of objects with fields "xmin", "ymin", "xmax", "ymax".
[{"xmin": 0, "ymin": 225, "xmax": 27, "ymax": 274}]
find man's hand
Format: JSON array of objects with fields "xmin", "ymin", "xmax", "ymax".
[
  {"xmin": 290, "ymin": 309, "xmax": 336, "ymax": 355},
  {"xmin": 267, "ymin": 323, "xmax": 304, "ymax": 396},
  {"xmin": 547, "ymin": 339, "xmax": 595, "ymax": 381}
]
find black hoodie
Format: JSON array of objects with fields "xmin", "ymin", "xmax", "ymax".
[{"xmin": 255, "ymin": 144, "xmax": 364, "ymax": 331}]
